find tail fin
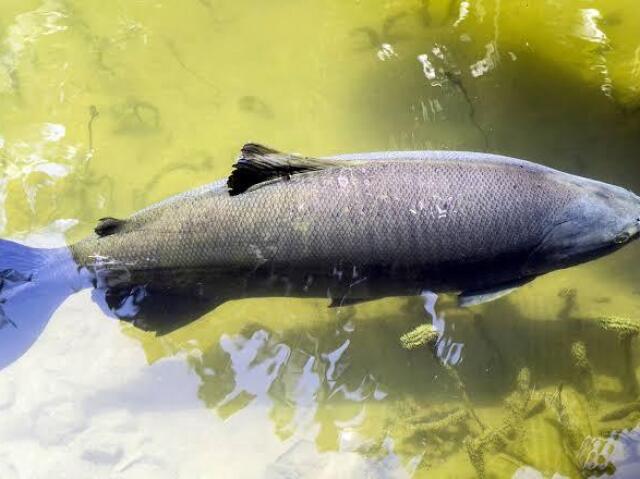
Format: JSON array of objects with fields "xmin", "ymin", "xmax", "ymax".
[{"xmin": 0, "ymin": 239, "xmax": 81, "ymax": 370}]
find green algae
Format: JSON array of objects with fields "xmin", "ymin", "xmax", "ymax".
[
  {"xmin": 595, "ymin": 315, "xmax": 640, "ymax": 339},
  {"xmin": 400, "ymin": 324, "xmax": 439, "ymax": 350},
  {"xmin": 570, "ymin": 341, "xmax": 596, "ymax": 403}
]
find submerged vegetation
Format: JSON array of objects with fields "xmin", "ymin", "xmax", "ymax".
[{"xmin": 394, "ymin": 307, "xmax": 640, "ymax": 477}]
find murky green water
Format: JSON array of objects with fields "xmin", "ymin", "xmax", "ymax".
[{"xmin": 1, "ymin": 0, "xmax": 640, "ymax": 477}]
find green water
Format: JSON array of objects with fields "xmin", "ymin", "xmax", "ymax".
[{"xmin": 1, "ymin": 0, "xmax": 640, "ymax": 477}]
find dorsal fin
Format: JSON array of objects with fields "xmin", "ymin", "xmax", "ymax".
[
  {"xmin": 95, "ymin": 217, "xmax": 126, "ymax": 237},
  {"xmin": 227, "ymin": 143, "xmax": 363, "ymax": 196}
]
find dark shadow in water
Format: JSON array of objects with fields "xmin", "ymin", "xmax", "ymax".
[{"xmin": 93, "ymin": 283, "xmax": 228, "ymax": 335}]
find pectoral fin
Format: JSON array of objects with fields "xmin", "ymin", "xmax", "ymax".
[{"xmin": 458, "ymin": 277, "xmax": 535, "ymax": 307}]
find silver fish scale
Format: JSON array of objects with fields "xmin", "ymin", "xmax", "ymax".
[
  {"xmin": 274, "ymin": 161, "xmax": 572, "ymax": 268},
  {"xmin": 71, "ymin": 159, "xmax": 577, "ymax": 281}
]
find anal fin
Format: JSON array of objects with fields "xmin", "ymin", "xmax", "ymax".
[{"xmin": 95, "ymin": 284, "xmax": 228, "ymax": 335}]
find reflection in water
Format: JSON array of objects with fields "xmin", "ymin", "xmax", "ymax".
[{"xmin": 113, "ymin": 286, "xmax": 639, "ymax": 477}]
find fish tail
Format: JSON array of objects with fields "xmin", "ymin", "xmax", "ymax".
[{"xmin": 0, "ymin": 239, "xmax": 82, "ymax": 370}]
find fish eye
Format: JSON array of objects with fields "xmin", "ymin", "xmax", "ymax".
[{"xmin": 615, "ymin": 232, "xmax": 632, "ymax": 244}]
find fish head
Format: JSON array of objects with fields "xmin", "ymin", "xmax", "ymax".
[{"xmin": 524, "ymin": 178, "xmax": 640, "ymax": 275}]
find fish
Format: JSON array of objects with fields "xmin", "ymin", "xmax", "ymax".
[{"xmin": 1, "ymin": 143, "xmax": 639, "ymax": 369}]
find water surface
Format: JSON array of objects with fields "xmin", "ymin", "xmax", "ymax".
[{"xmin": 1, "ymin": 0, "xmax": 640, "ymax": 477}]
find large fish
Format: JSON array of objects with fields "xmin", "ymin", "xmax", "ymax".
[{"xmin": 1, "ymin": 144, "xmax": 639, "ymax": 368}]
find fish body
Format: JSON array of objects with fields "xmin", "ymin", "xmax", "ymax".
[
  {"xmin": 1, "ymin": 144, "xmax": 639, "ymax": 368},
  {"xmin": 70, "ymin": 148, "xmax": 639, "ymax": 302}
]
